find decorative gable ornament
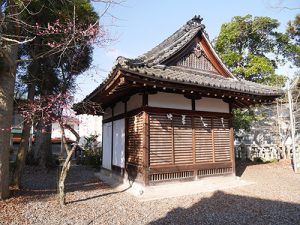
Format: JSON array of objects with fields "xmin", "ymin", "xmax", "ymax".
[
  {"xmin": 78, "ymin": 15, "xmax": 284, "ymax": 115},
  {"xmin": 194, "ymin": 42, "xmax": 204, "ymax": 58}
]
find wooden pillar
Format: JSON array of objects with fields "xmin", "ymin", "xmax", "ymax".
[
  {"xmin": 212, "ymin": 117, "xmax": 215, "ymax": 163},
  {"xmin": 172, "ymin": 118, "xmax": 175, "ymax": 165},
  {"xmin": 192, "ymin": 116, "xmax": 197, "ymax": 180},
  {"xmin": 143, "ymin": 111, "xmax": 149, "ymax": 185},
  {"xmin": 142, "ymin": 92, "xmax": 148, "ymax": 106},
  {"xmin": 110, "ymin": 105, "xmax": 114, "ymax": 169},
  {"xmin": 229, "ymin": 102, "xmax": 236, "ymax": 175},
  {"xmin": 192, "ymin": 98, "xmax": 195, "ymax": 111},
  {"xmin": 123, "ymin": 100, "xmax": 128, "ymax": 176}
]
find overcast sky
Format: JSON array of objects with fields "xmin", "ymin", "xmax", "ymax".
[{"xmin": 74, "ymin": 0, "xmax": 300, "ymax": 101}]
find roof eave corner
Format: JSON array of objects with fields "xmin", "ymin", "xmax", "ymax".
[{"xmin": 201, "ymin": 33, "xmax": 236, "ymax": 80}]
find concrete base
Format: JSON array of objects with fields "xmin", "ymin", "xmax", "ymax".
[{"xmin": 95, "ymin": 170, "xmax": 253, "ymax": 201}]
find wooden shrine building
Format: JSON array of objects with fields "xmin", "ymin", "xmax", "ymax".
[{"xmin": 77, "ymin": 16, "xmax": 283, "ymax": 185}]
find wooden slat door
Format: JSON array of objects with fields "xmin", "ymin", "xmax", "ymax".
[
  {"xmin": 127, "ymin": 113, "xmax": 144, "ymax": 165},
  {"xmin": 149, "ymin": 114, "xmax": 173, "ymax": 166},
  {"xmin": 173, "ymin": 115, "xmax": 193, "ymax": 164},
  {"xmin": 213, "ymin": 118, "xmax": 231, "ymax": 162},
  {"xmin": 194, "ymin": 117, "xmax": 213, "ymax": 163},
  {"xmin": 148, "ymin": 114, "xmax": 232, "ymax": 168}
]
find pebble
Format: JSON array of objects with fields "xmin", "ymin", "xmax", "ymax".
[{"xmin": 0, "ymin": 161, "xmax": 300, "ymax": 225}]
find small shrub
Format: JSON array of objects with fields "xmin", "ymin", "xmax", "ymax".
[
  {"xmin": 253, "ymin": 157, "xmax": 264, "ymax": 163},
  {"xmin": 77, "ymin": 134, "xmax": 102, "ymax": 169},
  {"xmin": 82, "ymin": 148, "xmax": 101, "ymax": 168},
  {"xmin": 253, "ymin": 157, "xmax": 279, "ymax": 164}
]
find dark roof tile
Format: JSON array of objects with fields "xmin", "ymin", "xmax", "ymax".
[{"xmin": 83, "ymin": 16, "xmax": 284, "ymax": 102}]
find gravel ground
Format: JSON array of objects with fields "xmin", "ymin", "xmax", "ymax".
[{"xmin": 0, "ymin": 160, "xmax": 300, "ymax": 225}]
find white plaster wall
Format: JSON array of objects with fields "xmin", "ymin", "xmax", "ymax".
[
  {"xmin": 148, "ymin": 92, "xmax": 191, "ymax": 110},
  {"xmin": 51, "ymin": 121, "xmax": 79, "ymax": 141},
  {"xmin": 103, "ymin": 107, "xmax": 112, "ymax": 120},
  {"xmin": 127, "ymin": 93, "xmax": 143, "ymax": 111},
  {"xmin": 114, "ymin": 101, "xmax": 124, "ymax": 116},
  {"xmin": 195, "ymin": 97, "xmax": 229, "ymax": 113},
  {"xmin": 112, "ymin": 119, "xmax": 125, "ymax": 168},
  {"xmin": 78, "ymin": 114, "xmax": 102, "ymax": 146},
  {"xmin": 102, "ymin": 122, "xmax": 112, "ymax": 170}
]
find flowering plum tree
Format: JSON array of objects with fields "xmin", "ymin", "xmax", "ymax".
[
  {"xmin": 18, "ymin": 92, "xmax": 102, "ymax": 206},
  {"xmin": 1, "ymin": 0, "xmax": 117, "ymax": 199}
]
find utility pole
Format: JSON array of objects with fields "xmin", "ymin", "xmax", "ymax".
[{"xmin": 288, "ymin": 78, "xmax": 299, "ymax": 173}]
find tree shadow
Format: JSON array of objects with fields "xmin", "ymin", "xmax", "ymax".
[
  {"xmin": 10, "ymin": 165, "xmax": 110, "ymax": 202},
  {"xmin": 149, "ymin": 191, "xmax": 300, "ymax": 225},
  {"xmin": 66, "ymin": 186, "xmax": 131, "ymax": 205}
]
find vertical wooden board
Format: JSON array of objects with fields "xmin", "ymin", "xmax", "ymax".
[
  {"xmin": 149, "ymin": 114, "xmax": 173, "ymax": 166},
  {"xmin": 127, "ymin": 113, "xmax": 144, "ymax": 165},
  {"xmin": 173, "ymin": 115, "xmax": 193, "ymax": 164},
  {"xmin": 194, "ymin": 117, "xmax": 213, "ymax": 163},
  {"xmin": 213, "ymin": 118, "xmax": 231, "ymax": 162},
  {"xmin": 192, "ymin": 117, "xmax": 196, "ymax": 164},
  {"xmin": 229, "ymin": 117, "xmax": 235, "ymax": 174},
  {"xmin": 143, "ymin": 112, "xmax": 149, "ymax": 185}
]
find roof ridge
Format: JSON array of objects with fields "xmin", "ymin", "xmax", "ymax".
[{"xmin": 134, "ymin": 15, "xmax": 205, "ymax": 65}]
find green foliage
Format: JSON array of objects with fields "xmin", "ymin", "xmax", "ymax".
[
  {"xmin": 215, "ymin": 14, "xmax": 288, "ymax": 86},
  {"xmin": 233, "ymin": 108, "xmax": 265, "ymax": 132},
  {"xmin": 18, "ymin": 0, "xmax": 99, "ymax": 95},
  {"xmin": 77, "ymin": 135, "xmax": 102, "ymax": 168},
  {"xmin": 286, "ymin": 14, "xmax": 300, "ymax": 68},
  {"xmin": 81, "ymin": 148, "xmax": 101, "ymax": 169}
]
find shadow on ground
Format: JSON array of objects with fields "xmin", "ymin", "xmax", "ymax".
[
  {"xmin": 149, "ymin": 191, "xmax": 300, "ymax": 225},
  {"xmin": 10, "ymin": 165, "xmax": 112, "ymax": 202},
  {"xmin": 235, "ymin": 159, "xmax": 293, "ymax": 177}
]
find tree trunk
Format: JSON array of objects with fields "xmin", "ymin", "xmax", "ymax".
[
  {"xmin": 0, "ymin": 0, "xmax": 20, "ymax": 199},
  {"xmin": 12, "ymin": 83, "xmax": 35, "ymax": 189},
  {"xmin": 32, "ymin": 121, "xmax": 43, "ymax": 163},
  {"xmin": 32, "ymin": 122, "xmax": 52, "ymax": 168},
  {"xmin": 40, "ymin": 123, "xmax": 52, "ymax": 168},
  {"xmin": 0, "ymin": 57, "xmax": 17, "ymax": 199},
  {"xmin": 32, "ymin": 86, "xmax": 53, "ymax": 168},
  {"xmin": 58, "ymin": 124, "xmax": 79, "ymax": 206},
  {"xmin": 58, "ymin": 151, "xmax": 72, "ymax": 206}
]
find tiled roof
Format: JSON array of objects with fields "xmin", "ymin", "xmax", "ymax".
[
  {"xmin": 137, "ymin": 16, "xmax": 205, "ymax": 66},
  {"xmin": 84, "ymin": 16, "xmax": 283, "ymax": 102},
  {"xmin": 120, "ymin": 64, "xmax": 283, "ymax": 96}
]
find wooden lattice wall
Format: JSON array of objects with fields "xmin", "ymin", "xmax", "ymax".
[
  {"xmin": 126, "ymin": 112, "xmax": 144, "ymax": 165},
  {"xmin": 148, "ymin": 113, "xmax": 233, "ymax": 182}
]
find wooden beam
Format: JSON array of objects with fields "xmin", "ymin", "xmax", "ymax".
[
  {"xmin": 143, "ymin": 111, "xmax": 150, "ymax": 185},
  {"xmin": 192, "ymin": 117, "xmax": 196, "ymax": 164},
  {"xmin": 229, "ymin": 106, "xmax": 236, "ymax": 175},
  {"xmin": 212, "ymin": 117, "xmax": 215, "ymax": 163},
  {"xmin": 149, "ymin": 162, "xmax": 233, "ymax": 173},
  {"xmin": 172, "ymin": 118, "xmax": 175, "ymax": 165},
  {"xmin": 102, "ymin": 106, "xmax": 233, "ymax": 124},
  {"xmin": 192, "ymin": 98, "xmax": 195, "ymax": 111},
  {"xmin": 142, "ymin": 92, "xmax": 148, "ymax": 106},
  {"xmin": 110, "ymin": 106, "xmax": 114, "ymax": 169}
]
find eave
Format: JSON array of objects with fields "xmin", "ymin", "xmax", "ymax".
[{"xmin": 85, "ymin": 68, "xmax": 282, "ymax": 110}]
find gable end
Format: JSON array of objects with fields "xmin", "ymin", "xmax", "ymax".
[{"xmin": 175, "ymin": 41, "xmax": 218, "ymax": 73}]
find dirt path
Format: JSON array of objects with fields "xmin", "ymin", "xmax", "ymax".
[{"xmin": 0, "ymin": 161, "xmax": 300, "ymax": 225}]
